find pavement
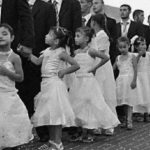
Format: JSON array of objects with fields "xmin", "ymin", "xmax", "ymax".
[{"xmin": 18, "ymin": 121, "xmax": 150, "ymax": 150}]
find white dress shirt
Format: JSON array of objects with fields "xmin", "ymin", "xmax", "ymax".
[
  {"xmin": 51, "ymin": 0, "xmax": 62, "ymax": 14},
  {"xmin": 82, "ymin": 13, "xmax": 92, "ymax": 26},
  {"xmin": 120, "ymin": 19, "xmax": 131, "ymax": 37}
]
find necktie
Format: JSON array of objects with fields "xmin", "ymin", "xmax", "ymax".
[{"xmin": 53, "ymin": 0, "xmax": 59, "ymax": 27}]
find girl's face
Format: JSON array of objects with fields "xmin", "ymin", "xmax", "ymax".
[
  {"xmin": 118, "ymin": 41, "xmax": 129, "ymax": 55},
  {"xmin": 75, "ymin": 31, "xmax": 88, "ymax": 46},
  {"xmin": 137, "ymin": 40, "xmax": 147, "ymax": 55},
  {"xmin": 0, "ymin": 27, "xmax": 14, "ymax": 46},
  {"xmin": 45, "ymin": 30, "xmax": 58, "ymax": 46}
]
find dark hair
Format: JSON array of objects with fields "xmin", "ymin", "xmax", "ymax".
[
  {"xmin": 49, "ymin": 26, "xmax": 72, "ymax": 48},
  {"xmin": 76, "ymin": 26, "xmax": 94, "ymax": 43},
  {"xmin": 120, "ymin": 4, "xmax": 131, "ymax": 12},
  {"xmin": 134, "ymin": 36, "xmax": 146, "ymax": 47},
  {"xmin": 0, "ymin": 23, "xmax": 14, "ymax": 36},
  {"xmin": 91, "ymin": 14, "xmax": 111, "ymax": 42},
  {"xmin": 117, "ymin": 36, "xmax": 130, "ymax": 46},
  {"xmin": 133, "ymin": 36, "xmax": 146, "ymax": 52},
  {"xmin": 133, "ymin": 9, "xmax": 144, "ymax": 19},
  {"xmin": 148, "ymin": 15, "xmax": 150, "ymax": 20}
]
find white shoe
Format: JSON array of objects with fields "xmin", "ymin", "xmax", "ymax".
[
  {"xmin": 93, "ymin": 128, "xmax": 102, "ymax": 135},
  {"xmin": 105, "ymin": 128, "xmax": 114, "ymax": 136}
]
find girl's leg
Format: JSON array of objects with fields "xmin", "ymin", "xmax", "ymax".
[
  {"xmin": 48, "ymin": 125, "xmax": 63, "ymax": 150},
  {"xmin": 82, "ymin": 128, "xmax": 88, "ymax": 138},
  {"xmin": 120, "ymin": 105, "xmax": 127, "ymax": 128},
  {"xmin": 126, "ymin": 105, "xmax": 133, "ymax": 130},
  {"xmin": 82, "ymin": 129, "xmax": 94, "ymax": 143},
  {"xmin": 48, "ymin": 125, "xmax": 62, "ymax": 143},
  {"xmin": 53, "ymin": 125, "xmax": 62, "ymax": 144}
]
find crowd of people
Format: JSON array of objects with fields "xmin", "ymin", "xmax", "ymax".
[{"xmin": 0, "ymin": 0, "xmax": 150, "ymax": 150}]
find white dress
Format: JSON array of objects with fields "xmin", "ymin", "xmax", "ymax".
[
  {"xmin": 32, "ymin": 48, "xmax": 75, "ymax": 127},
  {"xmin": 69, "ymin": 50, "xmax": 120, "ymax": 129},
  {"xmin": 133, "ymin": 52, "xmax": 150, "ymax": 113},
  {"xmin": 0, "ymin": 50, "xmax": 33, "ymax": 149},
  {"xmin": 90, "ymin": 30, "xmax": 117, "ymax": 114},
  {"xmin": 116, "ymin": 53, "xmax": 143, "ymax": 106}
]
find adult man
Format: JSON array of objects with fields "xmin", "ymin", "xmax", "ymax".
[
  {"xmin": 1, "ymin": 0, "xmax": 35, "ymax": 117},
  {"xmin": 92, "ymin": 0, "xmax": 118, "ymax": 65},
  {"xmin": 50, "ymin": 0, "xmax": 82, "ymax": 35},
  {"xmin": 116, "ymin": 4, "xmax": 144, "ymax": 43},
  {"xmin": 133, "ymin": 9, "xmax": 150, "ymax": 48},
  {"xmin": 80, "ymin": 0, "xmax": 93, "ymax": 26}
]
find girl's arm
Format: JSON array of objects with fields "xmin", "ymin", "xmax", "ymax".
[
  {"xmin": 58, "ymin": 51, "xmax": 80, "ymax": 78},
  {"xmin": 29, "ymin": 54, "xmax": 43, "ymax": 65},
  {"xmin": 131, "ymin": 55, "xmax": 138, "ymax": 89},
  {"xmin": 0, "ymin": 53, "xmax": 23, "ymax": 82},
  {"xmin": 89, "ymin": 49, "xmax": 109, "ymax": 71}
]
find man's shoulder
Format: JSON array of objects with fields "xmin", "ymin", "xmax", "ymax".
[{"xmin": 106, "ymin": 16, "xmax": 116, "ymax": 23}]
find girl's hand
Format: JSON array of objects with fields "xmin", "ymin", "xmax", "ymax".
[
  {"xmin": 58, "ymin": 70, "xmax": 66, "ymax": 79},
  {"xmin": 0, "ymin": 65, "xmax": 8, "ymax": 76},
  {"xmin": 88, "ymin": 68, "xmax": 96, "ymax": 75},
  {"xmin": 130, "ymin": 80, "xmax": 136, "ymax": 89}
]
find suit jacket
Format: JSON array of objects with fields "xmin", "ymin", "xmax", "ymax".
[
  {"xmin": 1, "ymin": 0, "xmax": 34, "ymax": 50},
  {"xmin": 105, "ymin": 16, "xmax": 118, "ymax": 64},
  {"xmin": 142, "ymin": 24, "xmax": 150, "ymax": 47},
  {"xmin": 32, "ymin": 0, "xmax": 56, "ymax": 56},
  {"xmin": 59, "ymin": 0, "xmax": 82, "ymax": 35},
  {"xmin": 116, "ymin": 21, "xmax": 144, "ymax": 40}
]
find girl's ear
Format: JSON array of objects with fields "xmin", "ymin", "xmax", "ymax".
[
  {"xmin": 11, "ymin": 35, "xmax": 15, "ymax": 42},
  {"xmin": 55, "ymin": 38, "xmax": 59, "ymax": 46}
]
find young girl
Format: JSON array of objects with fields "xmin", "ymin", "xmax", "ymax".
[
  {"xmin": 28, "ymin": 26, "xmax": 79, "ymax": 150},
  {"xmin": 90, "ymin": 14, "xmax": 117, "ymax": 115},
  {"xmin": 90, "ymin": 14, "xmax": 118, "ymax": 135},
  {"xmin": 133, "ymin": 37, "xmax": 150, "ymax": 119},
  {"xmin": 0, "ymin": 24, "xmax": 33, "ymax": 150},
  {"xmin": 69, "ymin": 26, "xmax": 120, "ymax": 142},
  {"xmin": 113, "ymin": 37, "xmax": 142, "ymax": 130}
]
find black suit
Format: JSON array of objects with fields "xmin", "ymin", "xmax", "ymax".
[
  {"xmin": 142, "ymin": 24, "xmax": 150, "ymax": 48},
  {"xmin": 32, "ymin": 0, "xmax": 56, "ymax": 56},
  {"xmin": 116, "ymin": 21, "xmax": 144, "ymax": 40},
  {"xmin": 31, "ymin": 0, "xmax": 56, "ymax": 141},
  {"xmin": 1, "ymin": 0, "xmax": 35, "ymax": 117},
  {"xmin": 59, "ymin": 0, "xmax": 82, "ymax": 35},
  {"xmin": 105, "ymin": 16, "xmax": 118, "ymax": 65},
  {"xmin": 1, "ymin": 0, "xmax": 34, "ymax": 49},
  {"xmin": 58, "ymin": 0, "xmax": 82, "ymax": 55}
]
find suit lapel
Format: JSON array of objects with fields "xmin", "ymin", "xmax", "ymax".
[
  {"xmin": 59, "ymin": 0, "xmax": 68, "ymax": 19},
  {"xmin": 127, "ymin": 21, "xmax": 134, "ymax": 37},
  {"xmin": 117, "ymin": 23, "xmax": 121, "ymax": 37}
]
